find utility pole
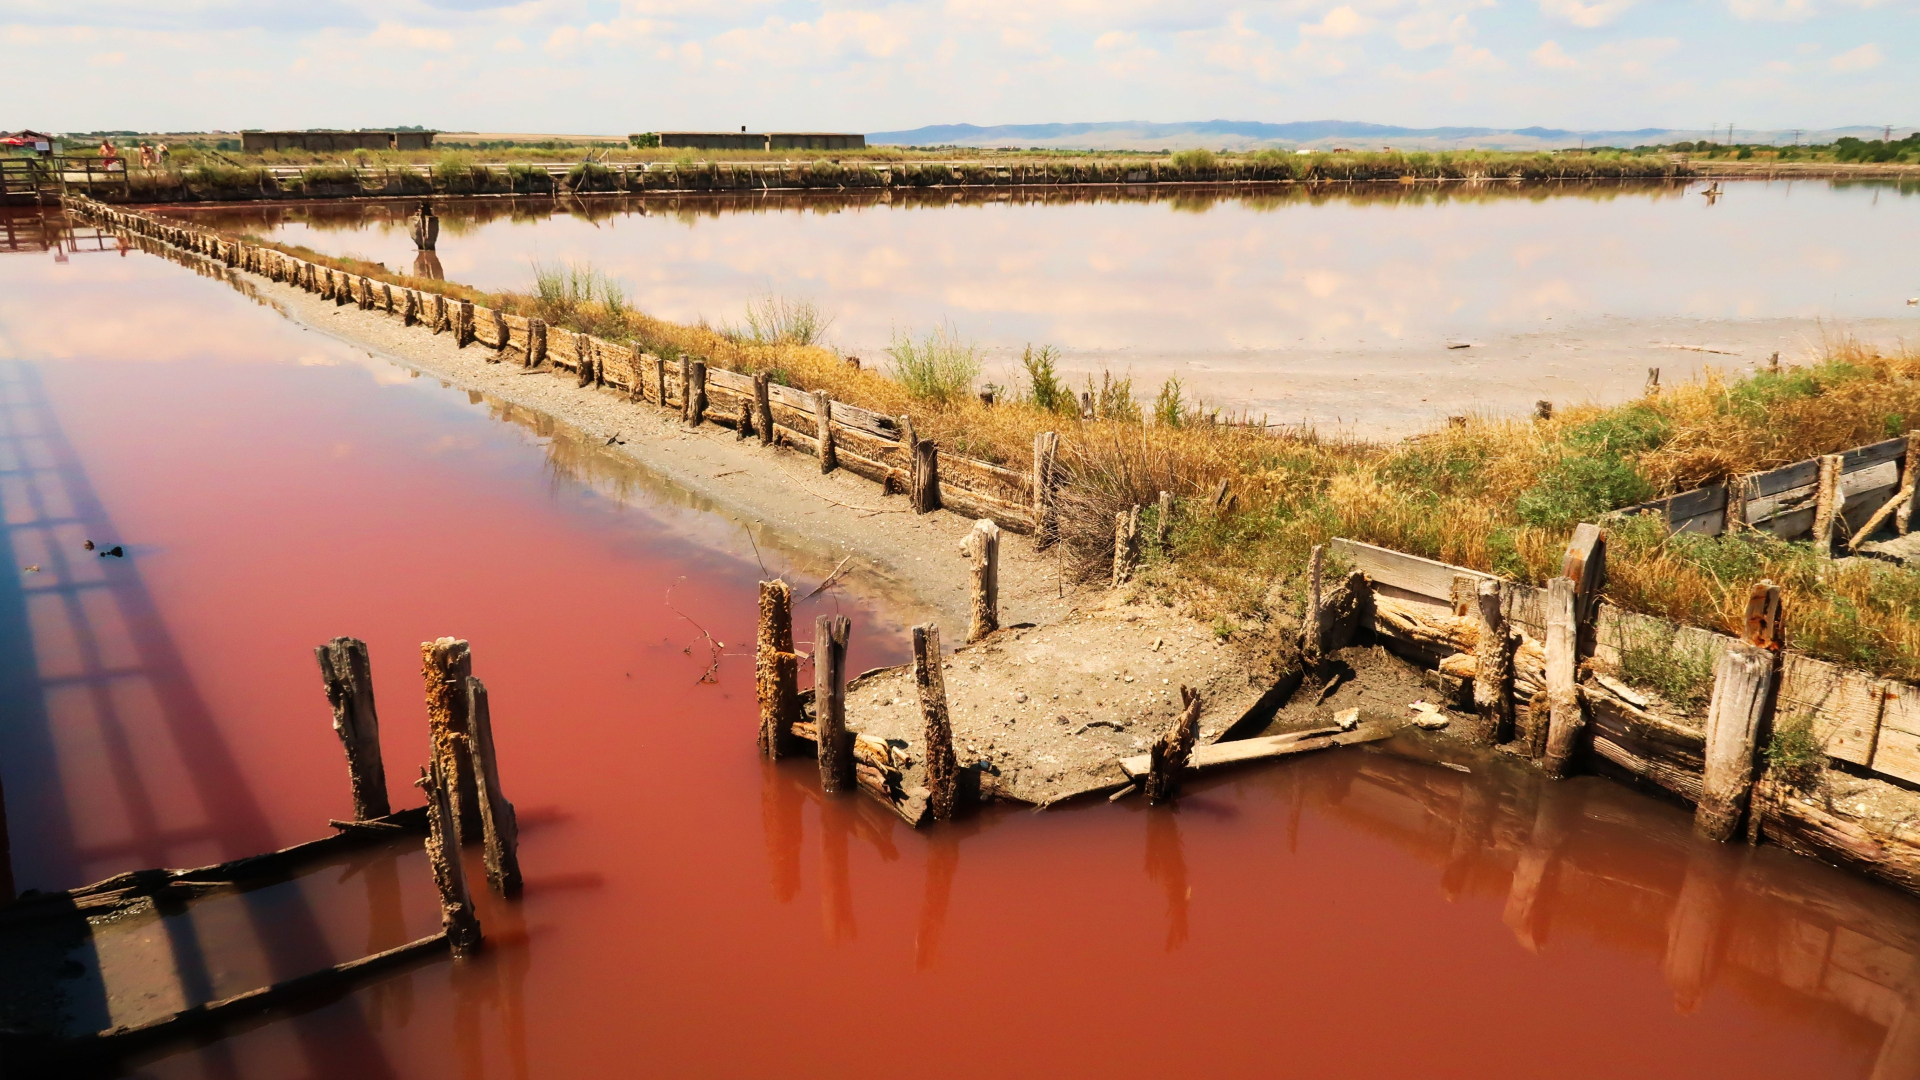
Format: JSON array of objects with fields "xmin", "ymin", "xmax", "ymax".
[
  {"xmin": 1793, "ymin": 129, "xmax": 1802, "ymax": 146},
  {"xmin": 1887, "ymin": 125, "xmax": 1895, "ymax": 144}
]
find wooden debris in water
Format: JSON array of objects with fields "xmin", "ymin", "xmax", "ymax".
[
  {"xmin": 756, "ymin": 580, "xmax": 799, "ymax": 758},
  {"xmin": 1144, "ymin": 686, "xmax": 1201, "ymax": 804},
  {"xmin": 465, "ymin": 675, "xmax": 522, "ymax": 896},
  {"xmin": 421, "ymin": 637, "xmax": 481, "ymax": 843},
  {"xmin": 316, "ymin": 636, "xmax": 389, "ymax": 821},
  {"xmin": 418, "ymin": 759, "xmax": 482, "ymax": 957},
  {"xmin": 815, "ymin": 615, "xmax": 853, "ymax": 793},
  {"xmin": 913, "ymin": 624, "xmax": 959, "ymax": 821}
]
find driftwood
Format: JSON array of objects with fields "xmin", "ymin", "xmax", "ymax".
[
  {"xmin": 317, "ymin": 637, "xmax": 389, "ymax": 821},
  {"xmin": 806, "ymin": 616, "xmax": 851, "ymax": 796},
  {"xmin": 1144, "ymin": 686, "xmax": 1201, "ymax": 803},
  {"xmin": 1120, "ymin": 722, "xmax": 1391, "ymax": 780},
  {"xmin": 913, "ymin": 624, "xmax": 959, "ymax": 821},
  {"xmin": 756, "ymin": 580, "xmax": 800, "ymax": 758},
  {"xmin": 964, "ymin": 519, "xmax": 1000, "ymax": 642}
]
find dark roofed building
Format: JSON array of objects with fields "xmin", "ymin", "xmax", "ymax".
[
  {"xmin": 644, "ymin": 131, "xmax": 865, "ymax": 151},
  {"xmin": 240, "ymin": 131, "xmax": 437, "ymax": 153}
]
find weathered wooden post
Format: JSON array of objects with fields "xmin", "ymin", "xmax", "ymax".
[
  {"xmin": 358, "ymin": 276, "xmax": 375, "ymax": 311},
  {"xmin": 1563, "ymin": 522, "xmax": 1606, "ymax": 658},
  {"xmin": 1471, "ymin": 580, "xmax": 1518, "ymax": 746},
  {"xmin": 402, "ymin": 289, "xmax": 419, "ymax": 326},
  {"xmin": 754, "ymin": 374, "xmax": 774, "ymax": 445},
  {"xmin": 527, "ymin": 318, "xmax": 546, "ymax": 368},
  {"xmin": 1032, "ymin": 431, "xmax": 1059, "ymax": 549},
  {"xmin": 489, "ymin": 309, "xmax": 508, "ymax": 357},
  {"xmin": 1812, "ymin": 453, "xmax": 1844, "ymax": 555},
  {"xmin": 1305, "ymin": 544, "xmax": 1325, "ymax": 655},
  {"xmin": 1154, "ymin": 490, "xmax": 1174, "ymax": 554},
  {"xmin": 814, "ymin": 615, "xmax": 853, "ymax": 793},
  {"xmin": 1743, "ymin": 579, "xmax": 1783, "ymax": 648},
  {"xmin": 911, "ymin": 438, "xmax": 941, "ymax": 514},
  {"xmin": 688, "ymin": 360, "xmax": 708, "ymax": 425},
  {"xmin": 1145, "ymin": 686, "xmax": 1201, "ymax": 804},
  {"xmin": 431, "ymin": 293, "xmax": 449, "ymax": 334},
  {"xmin": 576, "ymin": 342, "xmax": 595, "ymax": 388},
  {"xmin": 963, "ymin": 519, "xmax": 1000, "ymax": 642},
  {"xmin": 422, "ymin": 637, "xmax": 481, "ymax": 843},
  {"xmin": 1725, "ymin": 473, "xmax": 1756, "ymax": 534},
  {"xmin": 756, "ymin": 581, "xmax": 798, "ymax": 758},
  {"xmin": 913, "ymin": 624, "xmax": 959, "ymax": 822},
  {"xmin": 464, "ymin": 676, "xmax": 521, "ymax": 896},
  {"xmin": 1696, "ymin": 642, "xmax": 1778, "ymax": 841},
  {"xmin": 1540, "ymin": 577, "xmax": 1583, "ymax": 778},
  {"xmin": 458, "ymin": 301, "xmax": 478, "ymax": 346},
  {"xmin": 1901, "ymin": 431, "xmax": 1919, "ymax": 535},
  {"xmin": 317, "ymin": 637, "xmax": 389, "ymax": 821},
  {"xmin": 813, "ymin": 391, "xmax": 836, "ymax": 472},
  {"xmin": 736, "ymin": 399, "xmax": 753, "ymax": 440},
  {"xmin": 1111, "ymin": 505, "xmax": 1141, "ymax": 586},
  {"xmin": 655, "ymin": 355, "xmax": 670, "ymax": 409},
  {"xmin": 417, "ymin": 760, "xmax": 482, "ymax": 957}
]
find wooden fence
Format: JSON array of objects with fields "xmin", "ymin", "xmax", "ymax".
[{"xmin": 1624, "ymin": 434, "xmax": 1917, "ymax": 546}]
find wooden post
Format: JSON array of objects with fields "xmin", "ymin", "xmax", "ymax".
[
  {"xmin": 688, "ymin": 360, "xmax": 707, "ymax": 424},
  {"xmin": 465, "ymin": 676, "xmax": 521, "ymax": 896},
  {"xmin": 490, "ymin": 309, "xmax": 507, "ymax": 356},
  {"xmin": 316, "ymin": 637, "xmax": 390, "ymax": 821},
  {"xmin": 964, "ymin": 519, "xmax": 1000, "ymax": 642},
  {"xmin": 913, "ymin": 624, "xmax": 959, "ymax": 822},
  {"xmin": 737, "ymin": 398, "xmax": 753, "ymax": 440},
  {"xmin": 528, "ymin": 318, "xmax": 546, "ymax": 368},
  {"xmin": 1145, "ymin": 687, "xmax": 1201, "ymax": 804},
  {"xmin": 576, "ymin": 344, "xmax": 595, "ymax": 388},
  {"xmin": 1812, "ymin": 453, "xmax": 1844, "ymax": 554},
  {"xmin": 813, "ymin": 391, "xmax": 835, "ymax": 472},
  {"xmin": 358, "ymin": 276, "xmax": 375, "ymax": 311},
  {"xmin": 814, "ymin": 615, "xmax": 853, "ymax": 793},
  {"xmin": 754, "ymin": 374, "xmax": 774, "ymax": 445},
  {"xmin": 1032, "ymin": 431, "xmax": 1059, "ymax": 549},
  {"xmin": 432, "ymin": 293, "xmax": 449, "ymax": 333},
  {"xmin": 1154, "ymin": 490, "xmax": 1175, "ymax": 556},
  {"xmin": 1696, "ymin": 642, "xmax": 1777, "ymax": 841},
  {"xmin": 421, "ymin": 637, "xmax": 481, "ymax": 843},
  {"xmin": 1562, "ymin": 522, "xmax": 1606, "ymax": 658},
  {"xmin": 1743, "ymin": 579, "xmax": 1783, "ymax": 649},
  {"xmin": 417, "ymin": 760, "xmax": 482, "ymax": 957},
  {"xmin": 756, "ymin": 581, "xmax": 798, "ymax": 758},
  {"xmin": 1726, "ymin": 473, "xmax": 1756, "ymax": 534},
  {"xmin": 1541, "ymin": 577, "xmax": 1583, "ymax": 778},
  {"xmin": 1471, "ymin": 580, "xmax": 1518, "ymax": 746},
  {"xmin": 1901, "ymin": 432, "xmax": 1919, "ymax": 535},
  {"xmin": 402, "ymin": 289, "xmax": 419, "ymax": 326},
  {"xmin": 677, "ymin": 357, "xmax": 692, "ymax": 417},
  {"xmin": 1111, "ymin": 505, "xmax": 1141, "ymax": 586},
  {"xmin": 1306, "ymin": 544, "xmax": 1325, "ymax": 655},
  {"xmin": 911, "ymin": 438, "xmax": 940, "ymax": 514},
  {"xmin": 655, "ymin": 355, "xmax": 670, "ymax": 410}
]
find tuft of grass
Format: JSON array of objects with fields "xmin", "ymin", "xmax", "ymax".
[
  {"xmin": 1022, "ymin": 345, "xmax": 1076, "ymax": 416},
  {"xmin": 1171, "ymin": 148, "xmax": 1217, "ymax": 172},
  {"xmin": 1154, "ymin": 378, "xmax": 1187, "ymax": 428},
  {"xmin": 725, "ymin": 295, "xmax": 834, "ymax": 347},
  {"xmin": 887, "ymin": 323, "xmax": 981, "ymax": 402},
  {"xmin": 1766, "ymin": 716, "xmax": 1825, "ymax": 791},
  {"xmin": 1612, "ymin": 619, "xmax": 1717, "ymax": 712}
]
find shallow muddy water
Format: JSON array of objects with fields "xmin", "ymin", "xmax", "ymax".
[
  {"xmin": 4, "ymin": 214, "xmax": 1920, "ymax": 1078},
  {"xmin": 178, "ymin": 180, "xmax": 1920, "ymax": 437}
]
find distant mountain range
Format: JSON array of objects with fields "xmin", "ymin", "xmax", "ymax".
[{"xmin": 866, "ymin": 120, "xmax": 1907, "ymax": 152}]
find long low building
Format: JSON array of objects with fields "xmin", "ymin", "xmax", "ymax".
[
  {"xmin": 642, "ymin": 131, "xmax": 865, "ymax": 151},
  {"xmin": 241, "ymin": 131, "xmax": 438, "ymax": 153}
]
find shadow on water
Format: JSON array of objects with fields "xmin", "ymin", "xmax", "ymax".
[{"xmin": 0, "ymin": 360, "xmax": 404, "ymax": 1077}]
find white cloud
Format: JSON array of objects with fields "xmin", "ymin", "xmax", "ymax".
[
  {"xmin": 1829, "ymin": 42, "xmax": 1882, "ymax": 70},
  {"xmin": 1725, "ymin": 0, "xmax": 1816, "ymax": 20},
  {"xmin": 1538, "ymin": 0, "xmax": 1639, "ymax": 28},
  {"xmin": 368, "ymin": 21, "xmax": 455, "ymax": 52},
  {"xmin": 1301, "ymin": 6, "xmax": 1375, "ymax": 39},
  {"xmin": 1531, "ymin": 40, "xmax": 1579, "ymax": 68}
]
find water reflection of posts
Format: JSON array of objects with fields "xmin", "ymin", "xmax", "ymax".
[
  {"xmin": 916, "ymin": 835, "xmax": 959, "ymax": 970},
  {"xmin": 1872, "ymin": 954, "xmax": 1920, "ymax": 1080},
  {"xmin": 1664, "ymin": 843, "xmax": 1741, "ymax": 1013},
  {"xmin": 1441, "ymin": 777, "xmax": 1496, "ymax": 902},
  {"xmin": 1504, "ymin": 785, "xmax": 1581, "ymax": 953},
  {"xmin": 412, "ymin": 249, "xmax": 444, "ymax": 281},
  {"xmin": 821, "ymin": 802, "xmax": 856, "ymax": 943},
  {"xmin": 1145, "ymin": 812, "xmax": 1190, "ymax": 952},
  {"xmin": 760, "ymin": 761, "xmax": 805, "ymax": 902}
]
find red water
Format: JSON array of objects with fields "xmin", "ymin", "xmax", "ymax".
[{"xmin": 3, "ymin": 212, "xmax": 1920, "ymax": 1079}]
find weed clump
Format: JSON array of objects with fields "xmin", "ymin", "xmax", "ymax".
[
  {"xmin": 887, "ymin": 323, "xmax": 980, "ymax": 402},
  {"xmin": 726, "ymin": 296, "xmax": 834, "ymax": 347},
  {"xmin": 1022, "ymin": 345, "xmax": 1076, "ymax": 416},
  {"xmin": 1611, "ymin": 619, "xmax": 1717, "ymax": 712}
]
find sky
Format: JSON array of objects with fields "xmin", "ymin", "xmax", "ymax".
[{"xmin": 0, "ymin": 0, "xmax": 1911, "ymax": 135}]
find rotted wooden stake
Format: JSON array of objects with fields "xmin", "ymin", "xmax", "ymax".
[
  {"xmin": 1812, "ymin": 453, "xmax": 1845, "ymax": 555},
  {"xmin": 317, "ymin": 637, "xmax": 390, "ymax": 821},
  {"xmin": 814, "ymin": 615, "xmax": 853, "ymax": 793},
  {"xmin": 489, "ymin": 309, "xmax": 508, "ymax": 359},
  {"xmin": 576, "ymin": 338, "xmax": 596, "ymax": 387},
  {"xmin": 465, "ymin": 676, "xmax": 521, "ymax": 896},
  {"xmin": 1696, "ymin": 642, "xmax": 1778, "ymax": 841},
  {"xmin": 1145, "ymin": 687, "xmax": 1202, "ymax": 804},
  {"xmin": 688, "ymin": 360, "xmax": 708, "ymax": 424},
  {"xmin": 1726, "ymin": 473, "xmax": 1757, "ymax": 534},
  {"xmin": 737, "ymin": 398, "xmax": 753, "ymax": 440},
  {"xmin": 1154, "ymin": 490, "xmax": 1174, "ymax": 554},
  {"xmin": 910, "ymin": 438, "xmax": 941, "ymax": 514},
  {"xmin": 1471, "ymin": 580, "xmax": 1518, "ymax": 746},
  {"xmin": 417, "ymin": 759, "xmax": 482, "ymax": 957},
  {"xmin": 431, "ymin": 293, "xmax": 449, "ymax": 333},
  {"xmin": 963, "ymin": 519, "xmax": 1000, "ymax": 642},
  {"xmin": 421, "ymin": 638, "xmax": 481, "ymax": 843},
  {"xmin": 402, "ymin": 288, "xmax": 418, "ymax": 326},
  {"xmin": 754, "ymin": 374, "xmax": 774, "ymax": 446},
  {"xmin": 814, "ymin": 391, "xmax": 836, "ymax": 472},
  {"xmin": 913, "ymin": 624, "xmax": 959, "ymax": 822},
  {"xmin": 654, "ymin": 355, "xmax": 669, "ymax": 409},
  {"xmin": 527, "ymin": 318, "xmax": 546, "ymax": 368},
  {"xmin": 357, "ymin": 276, "xmax": 375, "ymax": 311},
  {"xmin": 1900, "ymin": 431, "xmax": 1919, "ymax": 535},
  {"xmin": 1032, "ymin": 431, "xmax": 1059, "ymax": 549},
  {"xmin": 756, "ymin": 581, "xmax": 799, "ymax": 758},
  {"xmin": 1305, "ymin": 544, "xmax": 1325, "ymax": 654},
  {"xmin": 1540, "ymin": 577, "xmax": 1583, "ymax": 778},
  {"xmin": 333, "ymin": 271, "xmax": 351, "ymax": 306},
  {"xmin": 1111, "ymin": 505, "xmax": 1142, "ymax": 586},
  {"xmin": 1742, "ymin": 579, "xmax": 1783, "ymax": 649}
]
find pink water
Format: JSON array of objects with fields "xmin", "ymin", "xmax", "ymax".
[{"xmin": 1, "ymin": 209, "xmax": 1918, "ymax": 1079}]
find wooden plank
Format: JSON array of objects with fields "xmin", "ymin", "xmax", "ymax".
[
  {"xmin": 1843, "ymin": 436, "xmax": 1910, "ymax": 474},
  {"xmin": 1119, "ymin": 723, "xmax": 1387, "ymax": 779},
  {"xmin": 831, "ymin": 401, "xmax": 899, "ymax": 440},
  {"xmin": 1331, "ymin": 538, "xmax": 1493, "ymax": 604},
  {"xmin": 1753, "ymin": 458, "xmax": 1822, "ymax": 500},
  {"xmin": 939, "ymin": 484, "xmax": 1034, "ymax": 533},
  {"xmin": 766, "ymin": 382, "xmax": 817, "ymax": 414},
  {"xmin": 939, "ymin": 453, "xmax": 1031, "ymax": 500},
  {"xmin": 706, "ymin": 366, "xmax": 755, "ymax": 395},
  {"xmin": 1777, "ymin": 652, "xmax": 1886, "ymax": 767},
  {"xmin": 1872, "ymin": 682, "xmax": 1920, "ymax": 785},
  {"xmin": 1748, "ymin": 462, "xmax": 1899, "ymax": 537}
]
